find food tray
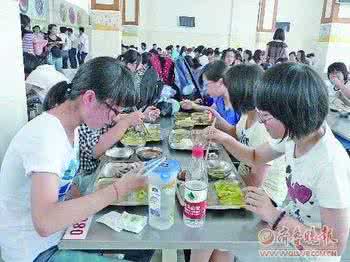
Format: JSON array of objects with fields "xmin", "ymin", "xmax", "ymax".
[
  {"xmin": 121, "ymin": 124, "xmax": 162, "ymax": 147},
  {"xmin": 93, "ymin": 161, "xmax": 148, "ymax": 206},
  {"xmin": 174, "ymin": 112, "xmax": 213, "ymax": 127},
  {"xmin": 144, "ymin": 123, "xmax": 162, "ymax": 142},
  {"xmin": 191, "ymin": 112, "xmax": 213, "ymax": 126},
  {"xmin": 168, "ymin": 129, "xmax": 221, "ymax": 151},
  {"xmin": 176, "ymin": 174, "xmax": 245, "ymax": 210}
]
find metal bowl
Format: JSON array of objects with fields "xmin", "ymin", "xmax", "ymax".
[
  {"xmin": 105, "ymin": 147, "xmax": 134, "ymax": 160},
  {"xmin": 136, "ymin": 147, "xmax": 163, "ymax": 161},
  {"xmin": 207, "ymin": 160, "xmax": 234, "ymax": 180}
]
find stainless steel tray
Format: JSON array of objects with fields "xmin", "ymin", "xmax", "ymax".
[
  {"xmin": 176, "ymin": 173, "xmax": 245, "ymax": 210},
  {"xmin": 93, "ymin": 161, "xmax": 148, "ymax": 206}
]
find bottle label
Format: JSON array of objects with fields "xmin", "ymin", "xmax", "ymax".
[
  {"xmin": 149, "ymin": 185, "xmax": 161, "ymax": 217},
  {"xmin": 183, "ymin": 186, "xmax": 207, "ymax": 220}
]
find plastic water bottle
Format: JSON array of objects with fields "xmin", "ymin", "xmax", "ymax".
[
  {"xmin": 183, "ymin": 146, "xmax": 208, "ymax": 228},
  {"xmin": 148, "ymin": 160, "xmax": 180, "ymax": 230}
]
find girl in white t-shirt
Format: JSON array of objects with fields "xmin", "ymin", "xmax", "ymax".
[
  {"xmin": 191, "ymin": 64, "xmax": 287, "ymax": 262},
  {"xmin": 205, "ymin": 63, "xmax": 350, "ymax": 262},
  {"xmin": 0, "ymin": 57, "xmax": 153, "ymax": 262}
]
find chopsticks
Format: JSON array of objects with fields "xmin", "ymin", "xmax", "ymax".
[
  {"xmin": 205, "ymin": 117, "xmax": 217, "ymax": 160},
  {"xmin": 132, "ymin": 106, "xmax": 150, "ymax": 136}
]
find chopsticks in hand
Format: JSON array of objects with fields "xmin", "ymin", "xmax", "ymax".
[{"xmin": 132, "ymin": 106, "xmax": 150, "ymax": 136}]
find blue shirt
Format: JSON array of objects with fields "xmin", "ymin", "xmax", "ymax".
[{"xmin": 214, "ymin": 96, "xmax": 241, "ymax": 125}]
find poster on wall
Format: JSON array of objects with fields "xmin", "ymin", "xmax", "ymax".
[
  {"xmin": 54, "ymin": 0, "xmax": 88, "ymax": 27},
  {"xmin": 19, "ymin": 0, "xmax": 48, "ymax": 21}
]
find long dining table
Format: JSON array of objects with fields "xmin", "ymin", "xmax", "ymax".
[{"xmin": 59, "ymin": 117, "xmax": 350, "ymax": 261}]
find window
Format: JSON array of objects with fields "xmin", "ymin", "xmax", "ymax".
[{"xmin": 179, "ymin": 16, "xmax": 195, "ymax": 27}]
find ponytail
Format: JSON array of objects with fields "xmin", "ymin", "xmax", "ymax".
[
  {"xmin": 45, "ymin": 57, "xmax": 138, "ymax": 111},
  {"xmin": 43, "ymin": 81, "xmax": 71, "ymax": 111}
]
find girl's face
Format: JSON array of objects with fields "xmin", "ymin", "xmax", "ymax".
[
  {"xmin": 50, "ymin": 26, "xmax": 58, "ymax": 35},
  {"xmin": 33, "ymin": 27, "xmax": 40, "ymax": 33},
  {"xmin": 243, "ymin": 52, "xmax": 249, "ymax": 60},
  {"xmin": 205, "ymin": 75, "xmax": 226, "ymax": 97},
  {"xmin": 259, "ymin": 54, "xmax": 264, "ymax": 62},
  {"xmin": 224, "ymin": 51, "xmax": 235, "ymax": 66},
  {"xmin": 289, "ymin": 54, "xmax": 297, "ymax": 62},
  {"xmin": 208, "ymin": 54, "xmax": 214, "ymax": 63},
  {"xmin": 297, "ymin": 52, "xmax": 302, "ymax": 61},
  {"xmin": 127, "ymin": 62, "xmax": 138, "ymax": 72},
  {"xmin": 82, "ymin": 92, "xmax": 123, "ymax": 129},
  {"xmin": 256, "ymin": 109, "xmax": 286, "ymax": 139},
  {"xmin": 329, "ymin": 70, "xmax": 345, "ymax": 84}
]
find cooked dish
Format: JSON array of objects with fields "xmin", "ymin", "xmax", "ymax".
[
  {"xmin": 136, "ymin": 147, "xmax": 162, "ymax": 161},
  {"xmin": 207, "ymin": 160, "xmax": 233, "ymax": 179},
  {"xmin": 121, "ymin": 129, "xmax": 146, "ymax": 146},
  {"xmin": 214, "ymin": 180, "xmax": 243, "ymax": 206}
]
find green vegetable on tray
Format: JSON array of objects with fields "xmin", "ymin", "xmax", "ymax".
[
  {"xmin": 175, "ymin": 118, "xmax": 195, "ymax": 129},
  {"xmin": 172, "ymin": 129, "xmax": 190, "ymax": 143},
  {"xmin": 214, "ymin": 181, "xmax": 243, "ymax": 206},
  {"xmin": 135, "ymin": 188, "xmax": 148, "ymax": 202},
  {"xmin": 121, "ymin": 129, "xmax": 146, "ymax": 146},
  {"xmin": 175, "ymin": 112, "xmax": 191, "ymax": 121},
  {"xmin": 145, "ymin": 128, "xmax": 161, "ymax": 142}
]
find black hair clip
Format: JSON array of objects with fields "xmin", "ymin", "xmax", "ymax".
[{"xmin": 66, "ymin": 83, "xmax": 73, "ymax": 95}]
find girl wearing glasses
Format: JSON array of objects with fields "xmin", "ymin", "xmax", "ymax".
[
  {"xmin": 191, "ymin": 64, "xmax": 287, "ymax": 262},
  {"xmin": 204, "ymin": 63, "xmax": 350, "ymax": 262},
  {"xmin": 0, "ymin": 57, "xmax": 153, "ymax": 262}
]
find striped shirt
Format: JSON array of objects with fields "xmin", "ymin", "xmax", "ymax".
[{"xmin": 22, "ymin": 32, "xmax": 34, "ymax": 54}]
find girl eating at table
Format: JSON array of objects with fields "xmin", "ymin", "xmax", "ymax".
[
  {"xmin": 190, "ymin": 63, "xmax": 287, "ymax": 262},
  {"xmin": 0, "ymin": 57, "xmax": 153, "ymax": 262},
  {"xmin": 67, "ymin": 67, "xmax": 161, "ymax": 195},
  {"xmin": 202, "ymin": 63, "xmax": 350, "ymax": 262},
  {"xmin": 180, "ymin": 60, "xmax": 241, "ymax": 125}
]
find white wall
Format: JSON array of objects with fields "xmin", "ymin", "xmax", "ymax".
[
  {"xmin": 231, "ymin": 0, "xmax": 260, "ymax": 50},
  {"xmin": 276, "ymin": 0, "xmax": 323, "ymax": 53},
  {"xmin": 133, "ymin": 0, "xmax": 324, "ymax": 53},
  {"xmin": 0, "ymin": 1, "xmax": 28, "ymax": 164},
  {"xmin": 138, "ymin": 0, "xmax": 234, "ymax": 49}
]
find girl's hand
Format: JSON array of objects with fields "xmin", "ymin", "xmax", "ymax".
[
  {"xmin": 194, "ymin": 98, "xmax": 203, "ymax": 104},
  {"xmin": 243, "ymin": 186, "xmax": 281, "ymax": 224},
  {"xmin": 115, "ymin": 168, "xmax": 148, "ymax": 199},
  {"xmin": 120, "ymin": 112, "xmax": 144, "ymax": 128},
  {"xmin": 204, "ymin": 125, "xmax": 233, "ymax": 145},
  {"xmin": 331, "ymin": 76, "xmax": 345, "ymax": 91},
  {"xmin": 180, "ymin": 100, "xmax": 194, "ymax": 110},
  {"xmin": 143, "ymin": 106, "xmax": 160, "ymax": 122}
]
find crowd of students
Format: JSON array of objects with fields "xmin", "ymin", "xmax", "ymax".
[
  {"xmin": 0, "ymin": 16, "xmax": 349, "ymax": 262},
  {"xmin": 21, "ymin": 14, "xmax": 89, "ymax": 71}
]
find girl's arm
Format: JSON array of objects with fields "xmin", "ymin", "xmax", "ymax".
[
  {"xmin": 245, "ymin": 187, "xmax": 350, "ymax": 255},
  {"xmin": 94, "ymin": 112, "xmax": 144, "ymax": 158},
  {"xmin": 180, "ymin": 100, "xmax": 209, "ymax": 112},
  {"xmin": 278, "ymin": 208, "xmax": 349, "ymax": 254},
  {"xmin": 243, "ymin": 164, "xmax": 270, "ymax": 187},
  {"xmin": 31, "ymin": 170, "xmax": 146, "ymax": 237},
  {"xmin": 207, "ymin": 107, "xmax": 237, "ymax": 139},
  {"xmin": 206, "ymin": 127, "xmax": 283, "ymax": 166}
]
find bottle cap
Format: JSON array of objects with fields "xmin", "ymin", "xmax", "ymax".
[{"xmin": 192, "ymin": 145, "xmax": 204, "ymax": 159}]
